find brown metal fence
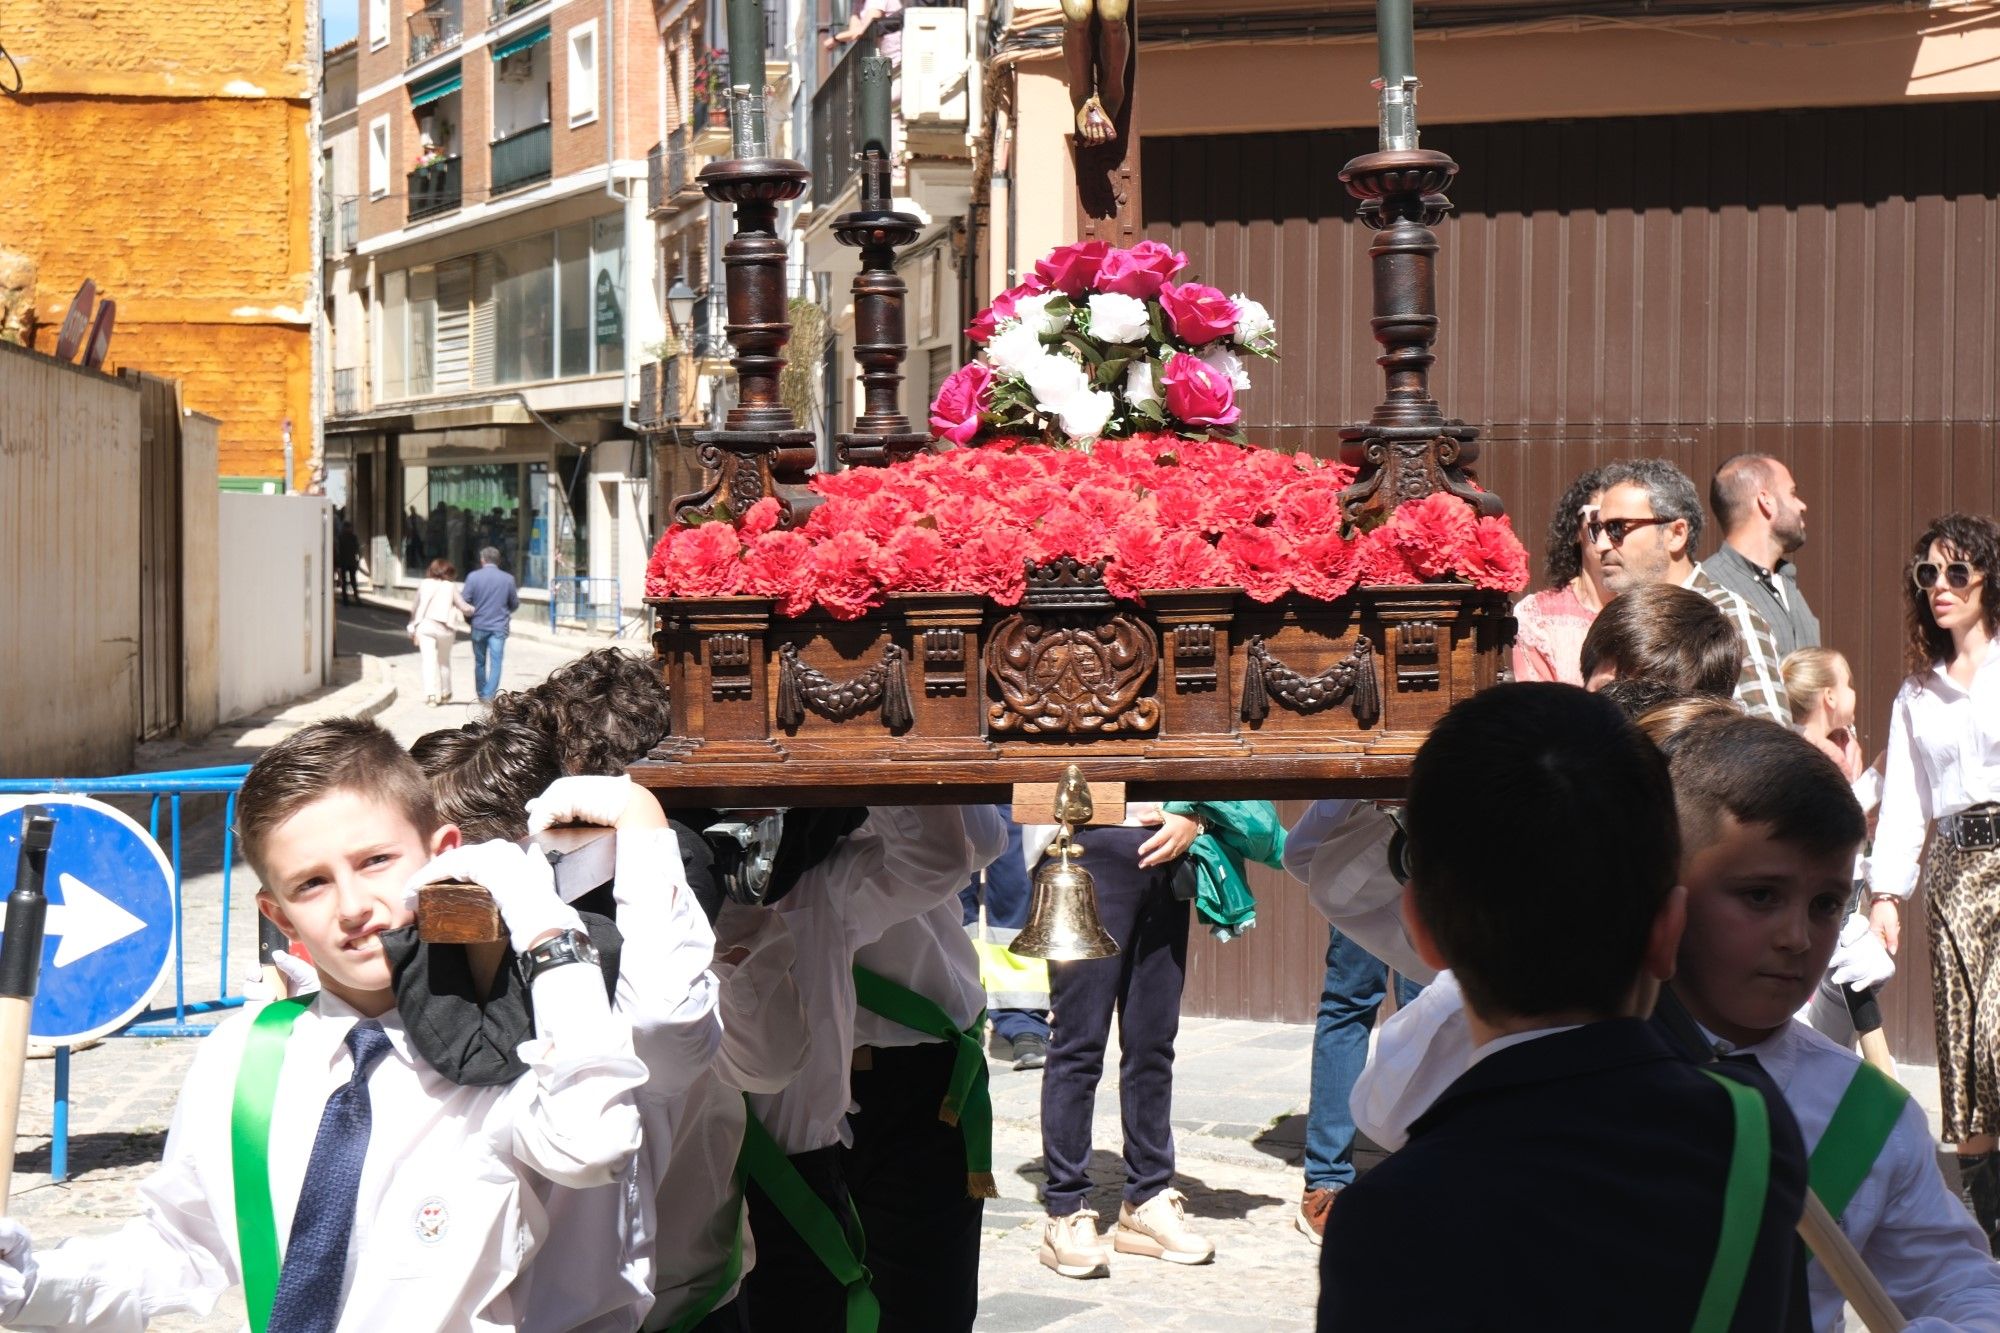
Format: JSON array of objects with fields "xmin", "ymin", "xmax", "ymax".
[{"xmin": 1153, "ymin": 103, "xmax": 2000, "ymax": 1055}]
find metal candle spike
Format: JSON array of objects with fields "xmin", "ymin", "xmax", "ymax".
[{"xmin": 1011, "ymin": 767, "xmax": 1118, "ymax": 961}]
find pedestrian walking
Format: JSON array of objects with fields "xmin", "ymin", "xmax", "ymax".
[
  {"xmin": 334, "ymin": 517, "xmax": 362, "ymax": 605},
  {"xmin": 408, "ymin": 558, "xmax": 473, "ymax": 707},
  {"xmin": 1868, "ymin": 512, "xmax": 2000, "ymax": 1252},
  {"xmin": 461, "ymin": 545, "xmax": 520, "ymax": 703}
]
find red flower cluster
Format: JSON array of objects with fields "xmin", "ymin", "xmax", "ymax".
[{"xmin": 645, "ymin": 440, "xmax": 1530, "ymax": 619}]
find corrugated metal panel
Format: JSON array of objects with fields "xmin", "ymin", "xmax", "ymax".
[{"xmin": 1149, "ymin": 102, "xmax": 2000, "ymax": 1050}]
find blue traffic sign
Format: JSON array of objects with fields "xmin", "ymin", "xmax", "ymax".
[{"xmin": 0, "ymin": 797, "xmax": 177, "ymax": 1044}]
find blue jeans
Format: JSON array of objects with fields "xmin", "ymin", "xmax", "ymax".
[
  {"xmin": 470, "ymin": 629, "xmax": 507, "ymax": 701},
  {"xmin": 1305, "ymin": 925, "xmax": 1424, "ymax": 1192}
]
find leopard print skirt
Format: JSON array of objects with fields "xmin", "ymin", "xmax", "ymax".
[{"xmin": 1925, "ymin": 831, "xmax": 2000, "ymax": 1143}]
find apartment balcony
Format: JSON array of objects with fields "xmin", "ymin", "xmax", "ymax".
[
  {"xmin": 490, "ymin": 0, "xmax": 541, "ymax": 20},
  {"xmin": 690, "ymin": 94, "xmax": 731, "ymax": 157},
  {"xmin": 636, "ymin": 358, "xmax": 682, "ymax": 431},
  {"xmin": 332, "ymin": 368, "xmax": 363, "ymax": 416},
  {"xmin": 810, "ymin": 49, "xmax": 862, "ymax": 212},
  {"xmin": 491, "ymin": 123, "xmax": 552, "ymax": 197},
  {"xmin": 407, "ymin": 0, "xmax": 463, "ymax": 66},
  {"xmin": 648, "ymin": 129, "xmax": 706, "ymax": 218},
  {"xmin": 338, "ymin": 198, "xmax": 358, "ymax": 252},
  {"xmin": 408, "ymin": 157, "xmax": 463, "ymax": 222}
]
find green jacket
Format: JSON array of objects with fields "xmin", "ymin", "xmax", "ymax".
[{"xmin": 1163, "ymin": 800, "xmax": 1286, "ymax": 941}]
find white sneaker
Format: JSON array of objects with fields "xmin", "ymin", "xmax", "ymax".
[
  {"xmin": 1113, "ymin": 1189, "xmax": 1215, "ymax": 1265},
  {"xmin": 1039, "ymin": 1208, "xmax": 1111, "ymax": 1279}
]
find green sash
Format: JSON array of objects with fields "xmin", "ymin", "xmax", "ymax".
[
  {"xmin": 653, "ymin": 1189, "xmax": 746, "ymax": 1333},
  {"xmin": 738, "ymin": 1110, "xmax": 879, "ymax": 1333},
  {"xmin": 229, "ymin": 996, "xmax": 313, "ymax": 1333},
  {"xmin": 1690, "ymin": 1068, "xmax": 1773, "ymax": 1333},
  {"xmin": 1807, "ymin": 1062, "xmax": 1909, "ymax": 1225},
  {"xmin": 851, "ymin": 965, "xmax": 996, "ymax": 1198}
]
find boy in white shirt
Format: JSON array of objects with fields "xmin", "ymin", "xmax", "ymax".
[
  {"xmin": 0, "ymin": 718, "xmax": 647, "ymax": 1332},
  {"xmin": 1355, "ymin": 712, "xmax": 2000, "ymax": 1332}
]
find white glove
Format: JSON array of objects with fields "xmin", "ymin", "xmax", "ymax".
[
  {"xmin": 1829, "ymin": 911, "xmax": 1897, "ymax": 993},
  {"xmin": 408, "ymin": 840, "xmax": 581, "ymax": 954},
  {"xmin": 525, "ymin": 775, "xmax": 635, "ymax": 834},
  {"xmin": 0, "ymin": 1218, "xmax": 38, "ymax": 1322},
  {"xmin": 270, "ymin": 949, "xmax": 322, "ymax": 998}
]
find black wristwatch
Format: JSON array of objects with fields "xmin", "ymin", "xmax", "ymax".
[{"xmin": 519, "ymin": 928, "xmax": 601, "ymax": 984}]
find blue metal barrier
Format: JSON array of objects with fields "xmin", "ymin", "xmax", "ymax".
[
  {"xmin": 0, "ymin": 763, "xmax": 252, "ymax": 1182},
  {"xmin": 548, "ymin": 575, "xmax": 623, "ymax": 634}
]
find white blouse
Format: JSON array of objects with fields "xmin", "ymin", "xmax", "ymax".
[{"xmin": 1867, "ymin": 642, "xmax": 2000, "ymax": 902}]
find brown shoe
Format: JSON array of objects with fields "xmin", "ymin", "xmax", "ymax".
[{"xmin": 1297, "ymin": 1188, "xmax": 1336, "ymax": 1245}]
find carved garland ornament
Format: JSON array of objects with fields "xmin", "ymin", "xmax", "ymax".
[
  {"xmin": 985, "ymin": 614, "xmax": 1161, "ymax": 735},
  {"xmin": 1240, "ymin": 634, "xmax": 1381, "ymax": 728},
  {"xmin": 775, "ymin": 642, "xmax": 914, "ymax": 732}
]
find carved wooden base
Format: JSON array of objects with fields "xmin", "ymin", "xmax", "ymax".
[{"xmin": 632, "ymin": 577, "xmax": 1513, "ymax": 804}]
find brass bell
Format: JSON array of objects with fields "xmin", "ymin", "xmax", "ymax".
[{"xmin": 1011, "ymin": 766, "xmax": 1118, "ymax": 961}]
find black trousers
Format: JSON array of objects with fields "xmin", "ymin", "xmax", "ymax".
[
  {"xmin": 1041, "ymin": 825, "xmax": 1191, "ymax": 1216},
  {"xmin": 681, "ymin": 1296, "xmax": 747, "ymax": 1333},
  {"xmin": 844, "ymin": 1041, "xmax": 984, "ymax": 1333},
  {"xmin": 742, "ymin": 1145, "xmax": 855, "ymax": 1333}
]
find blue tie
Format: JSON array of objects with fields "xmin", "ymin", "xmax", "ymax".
[{"xmin": 266, "ymin": 1021, "xmax": 395, "ymax": 1333}]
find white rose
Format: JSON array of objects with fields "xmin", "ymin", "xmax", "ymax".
[
  {"xmin": 1013, "ymin": 292, "xmax": 1069, "ymax": 339},
  {"xmin": 1023, "ymin": 352, "xmax": 1093, "ymax": 415},
  {"xmin": 1232, "ymin": 295, "xmax": 1276, "ymax": 352},
  {"xmin": 1087, "ymin": 292, "xmax": 1151, "ymax": 345},
  {"xmin": 1057, "ymin": 388, "xmax": 1116, "ymax": 441},
  {"xmin": 1199, "ymin": 343, "xmax": 1253, "ymax": 391},
  {"xmin": 1124, "ymin": 358, "xmax": 1160, "ymax": 410},
  {"xmin": 985, "ymin": 322, "xmax": 1050, "ymax": 378}
]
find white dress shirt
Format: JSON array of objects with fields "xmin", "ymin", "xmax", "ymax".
[
  {"xmin": 1868, "ymin": 644, "xmax": 2000, "ymax": 902},
  {"xmin": 18, "ymin": 972, "xmax": 646, "ymax": 1333},
  {"xmin": 750, "ymin": 805, "xmax": 1005, "ymax": 1155},
  {"xmin": 513, "ymin": 828, "xmax": 723, "ymax": 1333},
  {"xmin": 1282, "ymin": 799, "xmax": 1435, "ymax": 984},
  {"xmin": 852, "ymin": 873, "xmax": 998, "ymax": 1049},
  {"xmin": 643, "ymin": 901, "xmax": 813, "ymax": 1330},
  {"xmin": 1354, "ymin": 975, "xmax": 2000, "ymax": 1332}
]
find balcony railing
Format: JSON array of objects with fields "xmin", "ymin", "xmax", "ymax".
[
  {"xmin": 490, "ymin": 0, "xmax": 540, "ymax": 20},
  {"xmin": 408, "ymin": 157, "xmax": 463, "ymax": 222},
  {"xmin": 636, "ymin": 358, "xmax": 681, "ymax": 430},
  {"xmin": 338, "ymin": 197, "xmax": 358, "ymax": 251},
  {"xmin": 648, "ymin": 129, "xmax": 696, "ymax": 216},
  {"xmin": 332, "ymin": 368, "xmax": 361, "ymax": 416},
  {"xmin": 491, "ymin": 123, "xmax": 551, "ymax": 196},
  {"xmin": 811, "ymin": 47, "xmax": 861, "ymax": 210},
  {"xmin": 407, "ymin": 0, "xmax": 463, "ymax": 66}
]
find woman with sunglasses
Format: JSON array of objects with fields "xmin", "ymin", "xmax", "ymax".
[
  {"xmin": 1510, "ymin": 468, "xmax": 1611, "ymax": 686},
  {"xmin": 1869, "ymin": 511, "xmax": 2000, "ymax": 1251}
]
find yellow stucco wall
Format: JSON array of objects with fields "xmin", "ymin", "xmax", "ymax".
[{"xmin": 0, "ymin": 0, "xmax": 313, "ymax": 479}]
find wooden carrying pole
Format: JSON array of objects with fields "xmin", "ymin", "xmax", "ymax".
[
  {"xmin": 0, "ymin": 810, "xmax": 55, "ymax": 1211},
  {"xmin": 1799, "ymin": 1190, "xmax": 1907, "ymax": 1332}
]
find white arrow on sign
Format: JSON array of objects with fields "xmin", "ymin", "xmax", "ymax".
[{"xmin": 45, "ymin": 873, "xmax": 148, "ymax": 968}]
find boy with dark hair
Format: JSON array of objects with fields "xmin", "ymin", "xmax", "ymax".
[
  {"xmin": 1357, "ymin": 711, "xmax": 2000, "ymax": 1330},
  {"xmin": 1579, "ymin": 581, "xmax": 1744, "ymax": 698},
  {"xmin": 410, "ymin": 719, "xmax": 563, "ymax": 843},
  {"xmin": 0, "ymin": 718, "xmax": 647, "ymax": 1331},
  {"xmin": 488, "ymin": 648, "xmax": 673, "ymax": 778},
  {"xmin": 1318, "ymin": 684, "xmax": 1809, "ymax": 1332}
]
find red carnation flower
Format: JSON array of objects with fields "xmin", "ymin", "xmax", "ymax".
[
  {"xmin": 740, "ymin": 528, "xmax": 815, "ymax": 617},
  {"xmin": 738, "ymin": 496, "xmax": 783, "ymax": 539},
  {"xmin": 808, "ymin": 529, "xmax": 889, "ymax": 619},
  {"xmin": 1272, "ymin": 479, "xmax": 1347, "ymax": 543},
  {"xmin": 1144, "ymin": 529, "xmax": 1231, "ymax": 591},
  {"xmin": 1352, "ymin": 530, "xmax": 1422, "ymax": 587},
  {"xmin": 1219, "ymin": 525, "xmax": 1293, "ymax": 602},
  {"xmin": 1462, "ymin": 516, "xmax": 1532, "ymax": 592},
  {"xmin": 1291, "ymin": 530, "xmax": 1360, "ymax": 603},
  {"xmin": 882, "ymin": 525, "xmax": 952, "ymax": 593},
  {"xmin": 1388, "ymin": 492, "xmax": 1479, "ymax": 579},
  {"xmin": 659, "ymin": 521, "xmax": 744, "ymax": 598},
  {"xmin": 1103, "ymin": 517, "xmax": 1167, "ymax": 600}
]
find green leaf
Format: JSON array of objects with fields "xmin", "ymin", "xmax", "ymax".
[
  {"xmin": 1062, "ymin": 332, "xmax": 1105, "ymax": 366},
  {"xmin": 1097, "ymin": 356, "xmax": 1129, "ymax": 388},
  {"xmin": 1149, "ymin": 303, "xmax": 1168, "ymax": 345}
]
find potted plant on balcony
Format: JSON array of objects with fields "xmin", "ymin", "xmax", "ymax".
[
  {"xmin": 689, "ymin": 50, "xmax": 732, "ymax": 153},
  {"xmin": 642, "ymin": 240, "xmax": 1528, "ymax": 797}
]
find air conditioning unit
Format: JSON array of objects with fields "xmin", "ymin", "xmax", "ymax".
[{"xmin": 901, "ymin": 8, "xmax": 969, "ymax": 128}]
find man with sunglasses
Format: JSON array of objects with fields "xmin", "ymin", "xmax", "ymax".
[
  {"xmin": 1589, "ymin": 458, "xmax": 1791, "ymax": 725},
  {"xmin": 1702, "ymin": 454, "xmax": 1821, "ymax": 659}
]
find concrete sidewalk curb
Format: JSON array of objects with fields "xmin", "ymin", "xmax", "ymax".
[{"xmin": 348, "ymin": 653, "xmax": 399, "ymax": 720}]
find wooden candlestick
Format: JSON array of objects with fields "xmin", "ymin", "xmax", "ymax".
[
  {"xmin": 669, "ymin": 155, "xmax": 822, "ymax": 527},
  {"xmin": 833, "ymin": 148, "xmax": 929, "ymax": 468},
  {"xmin": 1335, "ymin": 148, "xmax": 1503, "ymax": 525}
]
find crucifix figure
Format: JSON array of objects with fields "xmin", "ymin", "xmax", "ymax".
[{"xmin": 1062, "ymin": 0, "xmax": 1131, "ymax": 146}]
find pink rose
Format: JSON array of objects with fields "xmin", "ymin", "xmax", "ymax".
[
  {"xmin": 1033, "ymin": 240, "xmax": 1111, "ymax": 297},
  {"xmin": 1095, "ymin": 241, "xmax": 1187, "ymax": 300},
  {"xmin": 1158, "ymin": 282, "xmax": 1240, "ymax": 345},
  {"xmin": 928, "ymin": 362, "xmax": 994, "ymax": 445},
  {"xmin": 965, "ymin": 276, "xmax": 1048, "ymax": 344},
  {"xmin": 1161, "ymin": 353, "xmax": 1240, "ymax": 429}
]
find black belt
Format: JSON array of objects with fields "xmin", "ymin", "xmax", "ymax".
[{"xmin": 1944, "ymin": 805, "xmax": 2000, "ymax": 852}]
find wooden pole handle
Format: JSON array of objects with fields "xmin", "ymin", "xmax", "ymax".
[
  {"xmin": 0, "ymin": 996, "xmax": 36, "ymax": 1212},
  {"xmin": 1798, "ymin": 1188, "xmax": 1907, "ymax": 1332}
]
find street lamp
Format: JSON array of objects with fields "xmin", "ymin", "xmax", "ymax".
[{"xmin": 666, "ymin": 276, "xmax": 698, "ymax": 344}]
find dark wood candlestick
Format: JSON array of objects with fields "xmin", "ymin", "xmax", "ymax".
[
  {"xmin": 1336, "ymin": 148, "xmax": 1502, "ymax": 524},
  {"xmin": 833, "ymin": 149, "xmax": 930, "ymax": 468},
  {"xmin": 671, "ymin": 156, "xmax": 822, "ymax": 527}
]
